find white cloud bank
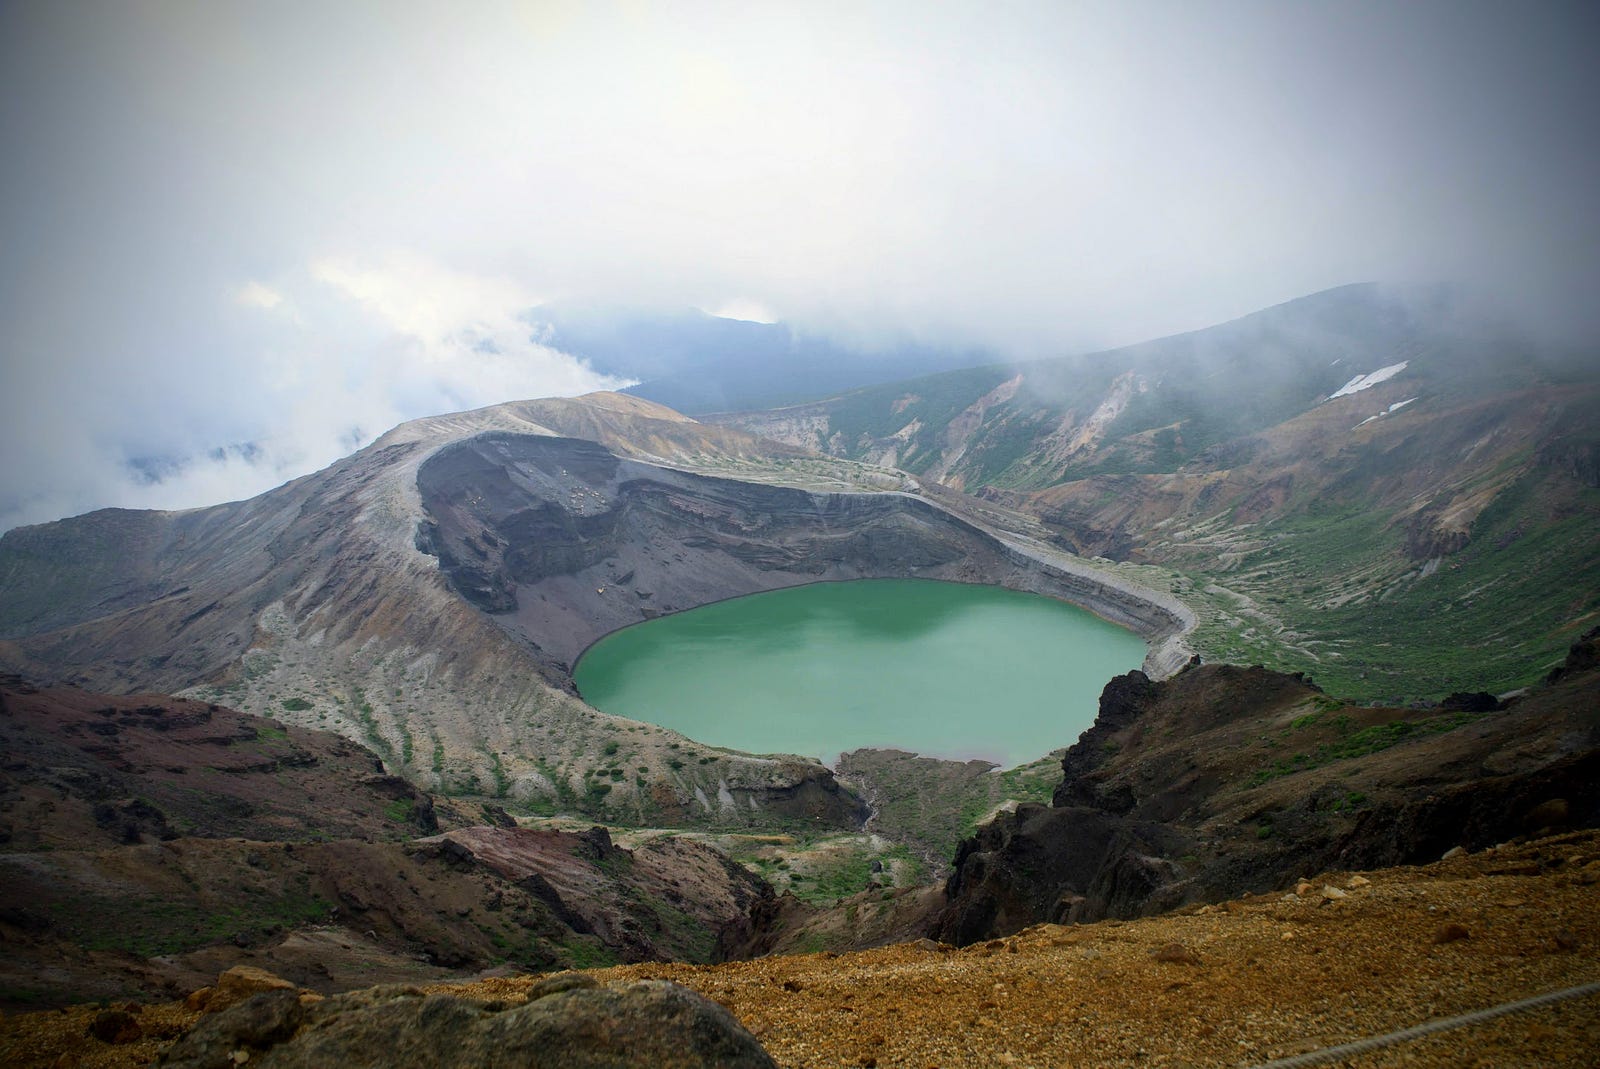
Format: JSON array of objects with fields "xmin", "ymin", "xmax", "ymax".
[
  {"xmin": 1, "ymin": 1, "xmax": 1595, "ymax": 530},
  {"xmin": 706, "ymin": 299, "xmax": 778, "ymax": 325},
  {"xmin": 0, "ymin": 255, "xmax": 627, "ymax": 531}
]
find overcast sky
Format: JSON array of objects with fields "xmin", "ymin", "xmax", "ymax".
[{"xmin": 3, "ymin": 0, "xmax": 1597, "ymax": 530}]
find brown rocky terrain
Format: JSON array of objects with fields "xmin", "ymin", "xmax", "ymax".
[
  {"xmin": 4, "ymin": 830, "xmax": 1596, "ymax": 1068},
  {"xmin": 1, "ymin": 637, "xmax": 1596, "ymax": 1063},
  {"xmin": 931, "ymin": 628, "xmax": 1600, "ymax": 945},
  {"xmin": 0, "ymin": 673, "xmax": 438, "ymax": 849},
  {"xmin": 0, "ymin": 677, "xmax": 786, "ymax": 1010},
  {"xmin": 9, "ymin": 624, "xmax": 1591, "ymax": 1013}
]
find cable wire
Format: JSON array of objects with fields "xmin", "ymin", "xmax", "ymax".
[{"xmin": 1248, "ymin": 981, "xmax": 1600, "ymax": 1068}]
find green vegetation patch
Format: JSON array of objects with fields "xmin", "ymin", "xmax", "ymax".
[
  {"xmin": 838, "ymin": 749, "xmax": 1065, "ymax": 871},
  {"xmin": 561, "ymin": 936, "xmax": 619, "ymax": 970},
  {"xmin": 1180, "ymin": 465, "xmax": 1600, "ymax": 704},
  {"xmin": 384, "ymin": 797, "xmax": 416, "ymax": 823},
  {"xmin": 1246, "ymin": 710, "xmax": 1493, "ymax": 787},
  {"xmin": 50, "ymin": 891, "xmax": 333, "ymax": 958}
]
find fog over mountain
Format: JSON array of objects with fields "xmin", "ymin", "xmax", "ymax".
[{"xmin": 2, "ymin": 1, "xmax": 1597, "ymax": 531}]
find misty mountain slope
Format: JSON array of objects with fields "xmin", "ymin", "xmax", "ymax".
[
  {"xmin": 1011, "ymin": 377, "xmax": 1600, "ymax": 700},
  {"xmin": 718, "ymin": 285, "xmax": 1600, "ymax": 700},
  {"xmin": 717, "ymin": 284, "xmax": 1442, "ymax": 488},
  {"xmin": 531, "ymin": 304, "xmax": 994, "ymax": 415}
]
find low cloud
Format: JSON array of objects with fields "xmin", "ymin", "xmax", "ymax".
[
  {"xmin": 2, "ymin": 2, "xmax": 1595, "ymax": 531},
  {"xmin": 0, "ymin": 254, "xmax": 628, "ymax": 532},
  {"xmin": 234, "ymin": 281, "xmax": 285, "ymax": 312},
  {"xmin": 706, "ymin": 299, "xmax": 778, "ymax": 325}
]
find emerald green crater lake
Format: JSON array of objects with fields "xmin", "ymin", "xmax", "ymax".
[{"xmin": 573, "ymin": 579, "xmax": 1146, "ymax": 769}]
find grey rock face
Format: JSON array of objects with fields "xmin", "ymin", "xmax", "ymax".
[{"xmin": 415, "ymin": 433, "xmax": 997, "ymax": 673}]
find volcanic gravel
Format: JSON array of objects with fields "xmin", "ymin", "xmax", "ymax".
[{"xmin": 4, "ymin": 832, "xmax": 1597, "ymax": 1068}]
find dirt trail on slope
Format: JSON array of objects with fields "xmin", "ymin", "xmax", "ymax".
[{"xmin": 5, "ymin": 832, "xmax": 1597, "ymax": 1068}]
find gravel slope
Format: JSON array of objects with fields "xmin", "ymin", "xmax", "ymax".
[{"xmin": 6, "ymin": 831, "xmax": 1596, "ymax": 1068}]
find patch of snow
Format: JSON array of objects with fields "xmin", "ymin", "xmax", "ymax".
[
  {"xmin": 1327, "ymin": 361, "xmax": 1408, "ymax": 401},
  {"xmin": 1353, "ymin": 394, "xmax": 1421, "ymax": 430}
]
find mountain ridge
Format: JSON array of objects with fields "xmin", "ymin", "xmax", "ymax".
[{"xmin": 712, "ymin": 284, "xmax": 1600, "ymax": 700}]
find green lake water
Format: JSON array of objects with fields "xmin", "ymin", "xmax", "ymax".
[{"xmin": 573, "ymin": 579, "xmax": 1146, "ymax": 769}]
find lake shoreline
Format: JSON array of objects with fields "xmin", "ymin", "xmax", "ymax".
[{"xmin": 575, "ymin": 578, "xmax": 1146, "ymax": 772}]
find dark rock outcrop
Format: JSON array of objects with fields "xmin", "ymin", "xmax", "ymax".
[
  {"xmin": 418, "ymin": 826, "xmax": 779, "ymax": 966},
  {"xmin": 415, "ymin": 433, "xmax": 1022, "ymax": 676},
  {"xmin": 938, "ymin": 803, "xmax": 1190, "ymax": 945},
  {"xmin": 1544, "ymin": 625, "xmax": 1599, "ymax": 685},
  {"xmin": 160, "ymin": 981, "xmax": 776, "ymax": 1069},
  {"xmin": 933, "ymin": 649, "xmax": 1600, "ymax": 945},
  {"xmin": 1439, "ymin": 690, "xmax": 1502, "ymax": 712}
]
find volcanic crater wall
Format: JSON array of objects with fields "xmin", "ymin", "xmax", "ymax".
[{"xmin": 414, "ymin": 433, "xmax": 1190, "ymax": 681}]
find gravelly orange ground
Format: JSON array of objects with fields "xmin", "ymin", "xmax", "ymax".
[{"xmin": 4, "ymin": 832, "xmax": 1598, "ymax": 1069}]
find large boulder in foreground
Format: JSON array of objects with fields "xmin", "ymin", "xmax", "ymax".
[{"xmin": 160, "ymin": 978, "xmax": 775, "ymax": 1069}]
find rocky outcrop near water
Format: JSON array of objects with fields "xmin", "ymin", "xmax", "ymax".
[
  {"xmin": 0, "ymin": 395, "xmax": 874, "ymax": 820},
  {"xmin": 932, "ymin": 628, "xmax": 1600, "ymax": 944}
]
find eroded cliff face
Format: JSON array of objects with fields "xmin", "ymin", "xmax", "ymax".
[
  {"xmin": 932, "ymin": 630, "xmax": 1600, "ymax": 945},
  {"xmin": 415, "ymin": 434, "xmax": 1023, "ymax": 676}
]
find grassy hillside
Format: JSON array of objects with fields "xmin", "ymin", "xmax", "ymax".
[{"xmin": 1180, "ymin": 471, "xmax": 1600, "ymax": 702}]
